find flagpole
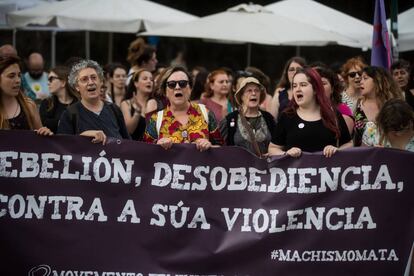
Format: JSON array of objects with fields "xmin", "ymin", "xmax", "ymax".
[{"xmin": 390, "ymin": 0, "xmax": 399, "ymax": 61}]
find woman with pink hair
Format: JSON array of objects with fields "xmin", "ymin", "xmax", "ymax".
[{"xmin": 268, "ymin": 67, "xmax": 352, "ymax": 158}]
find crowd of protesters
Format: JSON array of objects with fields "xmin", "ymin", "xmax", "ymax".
[{"xmin": 1, "ymin": 39, "xmax": 413, "ymax": 156}]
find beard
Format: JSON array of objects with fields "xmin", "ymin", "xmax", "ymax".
[{"xmin": 29, "ymin": 71, "xmax": 43, "ymax": 79}]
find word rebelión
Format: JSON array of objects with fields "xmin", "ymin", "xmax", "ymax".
[
  {"xmin": 0, "ymin": 151, "xmax": 136, "ymax": 185},
  {"xmin": 151, "ymin": 162, "xmax": 404, "ymax": 194}
]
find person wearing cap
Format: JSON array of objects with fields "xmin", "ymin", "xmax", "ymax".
[
  {"xmin": 219, "ymin": 77, "xmax": 276, "ymax": 158},
  {"xmin": 268, "ymin": 67, "xmax": 352, "ymax": 158},
  {"xmin": 143, "ymin": 65, "xmax": 223, "ymax": 151}
]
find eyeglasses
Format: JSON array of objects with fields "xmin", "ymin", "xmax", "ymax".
[
  {"xmin": 78, "ymin": 74, "xmax": 99, "ymax": 84},
  {"xmin": 166, "ymin": 80, "xmax": 189, "ymax": 89},
  {"xmin": 48, "ymin": 76, "xmax": 60, "ymax": 83},
  {"xmin": 348, "ymin": 71, "xmax": 362, "ymax": 78}
]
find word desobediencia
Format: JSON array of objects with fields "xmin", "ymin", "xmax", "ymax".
[{"xmin": 151, "ymin": 162, "xmax": 404, "ymax": 194}]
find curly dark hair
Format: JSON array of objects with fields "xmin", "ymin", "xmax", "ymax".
[{"xmin": 376, "ymin": 98, "xmax": 414, "ymax": 144}]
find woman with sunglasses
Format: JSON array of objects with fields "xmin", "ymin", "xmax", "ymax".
[
  {"xmin": 269, "ymin": 56, "xmax": 306, "ymax": 120},
  {"xmin": 340, "ymin": 57, "xmax": 367, "ymax": 112},
  {"xmin": 268, "ymin": 67, "xmax": 352, "ymax": 158},
  {"xmin": 120, "ymin": 69, "xmax": 153, "ymax": 141},
  {"xmin": 355, "ymin": 66, "xmax": 403, "ymax": 146},
  {"xmin": 0, "ymin": 54, "xmax": 52, "ymax": 135},
  {"xmin": 144, "ymin": 66, "xmax": 223, "ymax": 151},
  {"xmin": 39, "ymin": 66, "xmax": 78, "ymax": 133}
]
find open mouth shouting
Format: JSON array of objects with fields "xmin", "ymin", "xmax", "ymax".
[
  {"xmin": 295, "ymin": 92, "xmax": 304, "ymax": 102},
  {"xmin": 86, "ymin": 85, "xmax": 98, "ymax": 94},
  {"xmin": 249, "ymin": 97, "xmax": 258, "ymax": 103},
  {"xmin": 174, "ymin": 92, "xmax": 184, "ymax": 98}
]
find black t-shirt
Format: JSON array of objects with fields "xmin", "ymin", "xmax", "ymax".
[
  {"xmin": 271, "ymin": 111, "xmax": 351, "ymax": 152},
  {"xmin": 39, "ymin": 96, "xmax": 77, "ymax": 133},
  {"xmin": 57, "ymin": 102, "xmax": 130, "ymax": 139}
]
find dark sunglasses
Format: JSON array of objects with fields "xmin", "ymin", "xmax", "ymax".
[
  {"xmin": 48, "ymin": 76, "xmax": 60, "ymax": 83},
  {"xmin": 166, "ymin": 80, "xmax": 189, "ymax": 89},
  {"xmin": 348, "ymin": 71, "xmax": 362, "ymax": 78}
]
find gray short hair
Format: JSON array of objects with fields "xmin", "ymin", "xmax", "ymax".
[{"xmin": 68, "ymin": 59, "xmax": 104, "ymax": 88}]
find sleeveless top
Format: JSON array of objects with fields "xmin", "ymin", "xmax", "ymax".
[
  {"xmin": 353, "ymin": 100, "xmax": 369, "ymax": 147},
  {"xmin": 8, "ymin": 108, "xmax": 30, "ymax": 130}
]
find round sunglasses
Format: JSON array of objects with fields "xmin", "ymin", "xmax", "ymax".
[
  {"xmin": 166, "ymin": 80, "xmax": 189, "ymax": 89},
  {"xmin": 347, "ymin": 71, "xmax": 362, "ymax": 78}
]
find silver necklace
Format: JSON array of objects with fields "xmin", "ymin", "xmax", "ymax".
[{"xmin": 10, "ymin": 103, "xmax": 19, "ymax": 119}]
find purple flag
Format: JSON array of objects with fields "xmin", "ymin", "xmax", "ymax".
[{"xmin": 371, "ymin": 0, "xmax": 392, "ymax": 69}]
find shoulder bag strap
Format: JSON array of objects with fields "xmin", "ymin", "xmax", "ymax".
[
  {"xmin": 198, "ymin": 103, "xmax": 209, "ymax": 124},
  {"xmin": 239, "ymin": 111, "xmax": 263, "ymax": 158},
  {"xmin": 156, "ymin": 110, "xmax": 164, "ymax": 136}
]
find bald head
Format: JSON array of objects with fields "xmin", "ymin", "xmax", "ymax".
[
  {"xmin": 0, "ymin": 44, "xmax": 17, "ymax": 56},
  {"xmin": 27, "ymin": 52, "xmax": 45, "ymax": 79},
  {"xmin": 28, "ymin": 52, "xmax": 44, "ymax": 67}
]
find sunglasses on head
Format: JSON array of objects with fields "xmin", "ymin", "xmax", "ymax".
[
  {"xmin": 348, "ymin": 71, "xmax": 362, "ymax": 78},
  {"xmin": 166, "ymin": 80, "xmax": 189, "ymax": 89}
]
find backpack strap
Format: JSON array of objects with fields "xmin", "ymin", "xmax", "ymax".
[
  {"xmin": 198, "ymin": 103, "xmax": 209, "ymax": 124},
  {"xmin": 156, "ymin": 109, "xmax": 164, "ymax": 136},
  {"xmin": 107, "ymin": 103, "xmax": 124, "ymax": 128}
]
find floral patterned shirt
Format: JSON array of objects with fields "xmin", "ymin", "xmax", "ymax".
[
  {"xmin": 363, "ymin": 122, "xmax": 414, "ymax": 151},
  {"xmin": 144, "ymin": 103, "xmax": 223, "ymax": 145},
  {"xmin": 362, "ymin": 121, "xmax": 380, "ymax": 146},
  {"xmin": 353, "ymin": 100, "xmax": 369, "ymax": 146}
]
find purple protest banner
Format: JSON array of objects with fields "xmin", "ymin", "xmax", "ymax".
[{"xmin": 0, "ymin": 130, "xmax": 413, "ymax": 276}]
